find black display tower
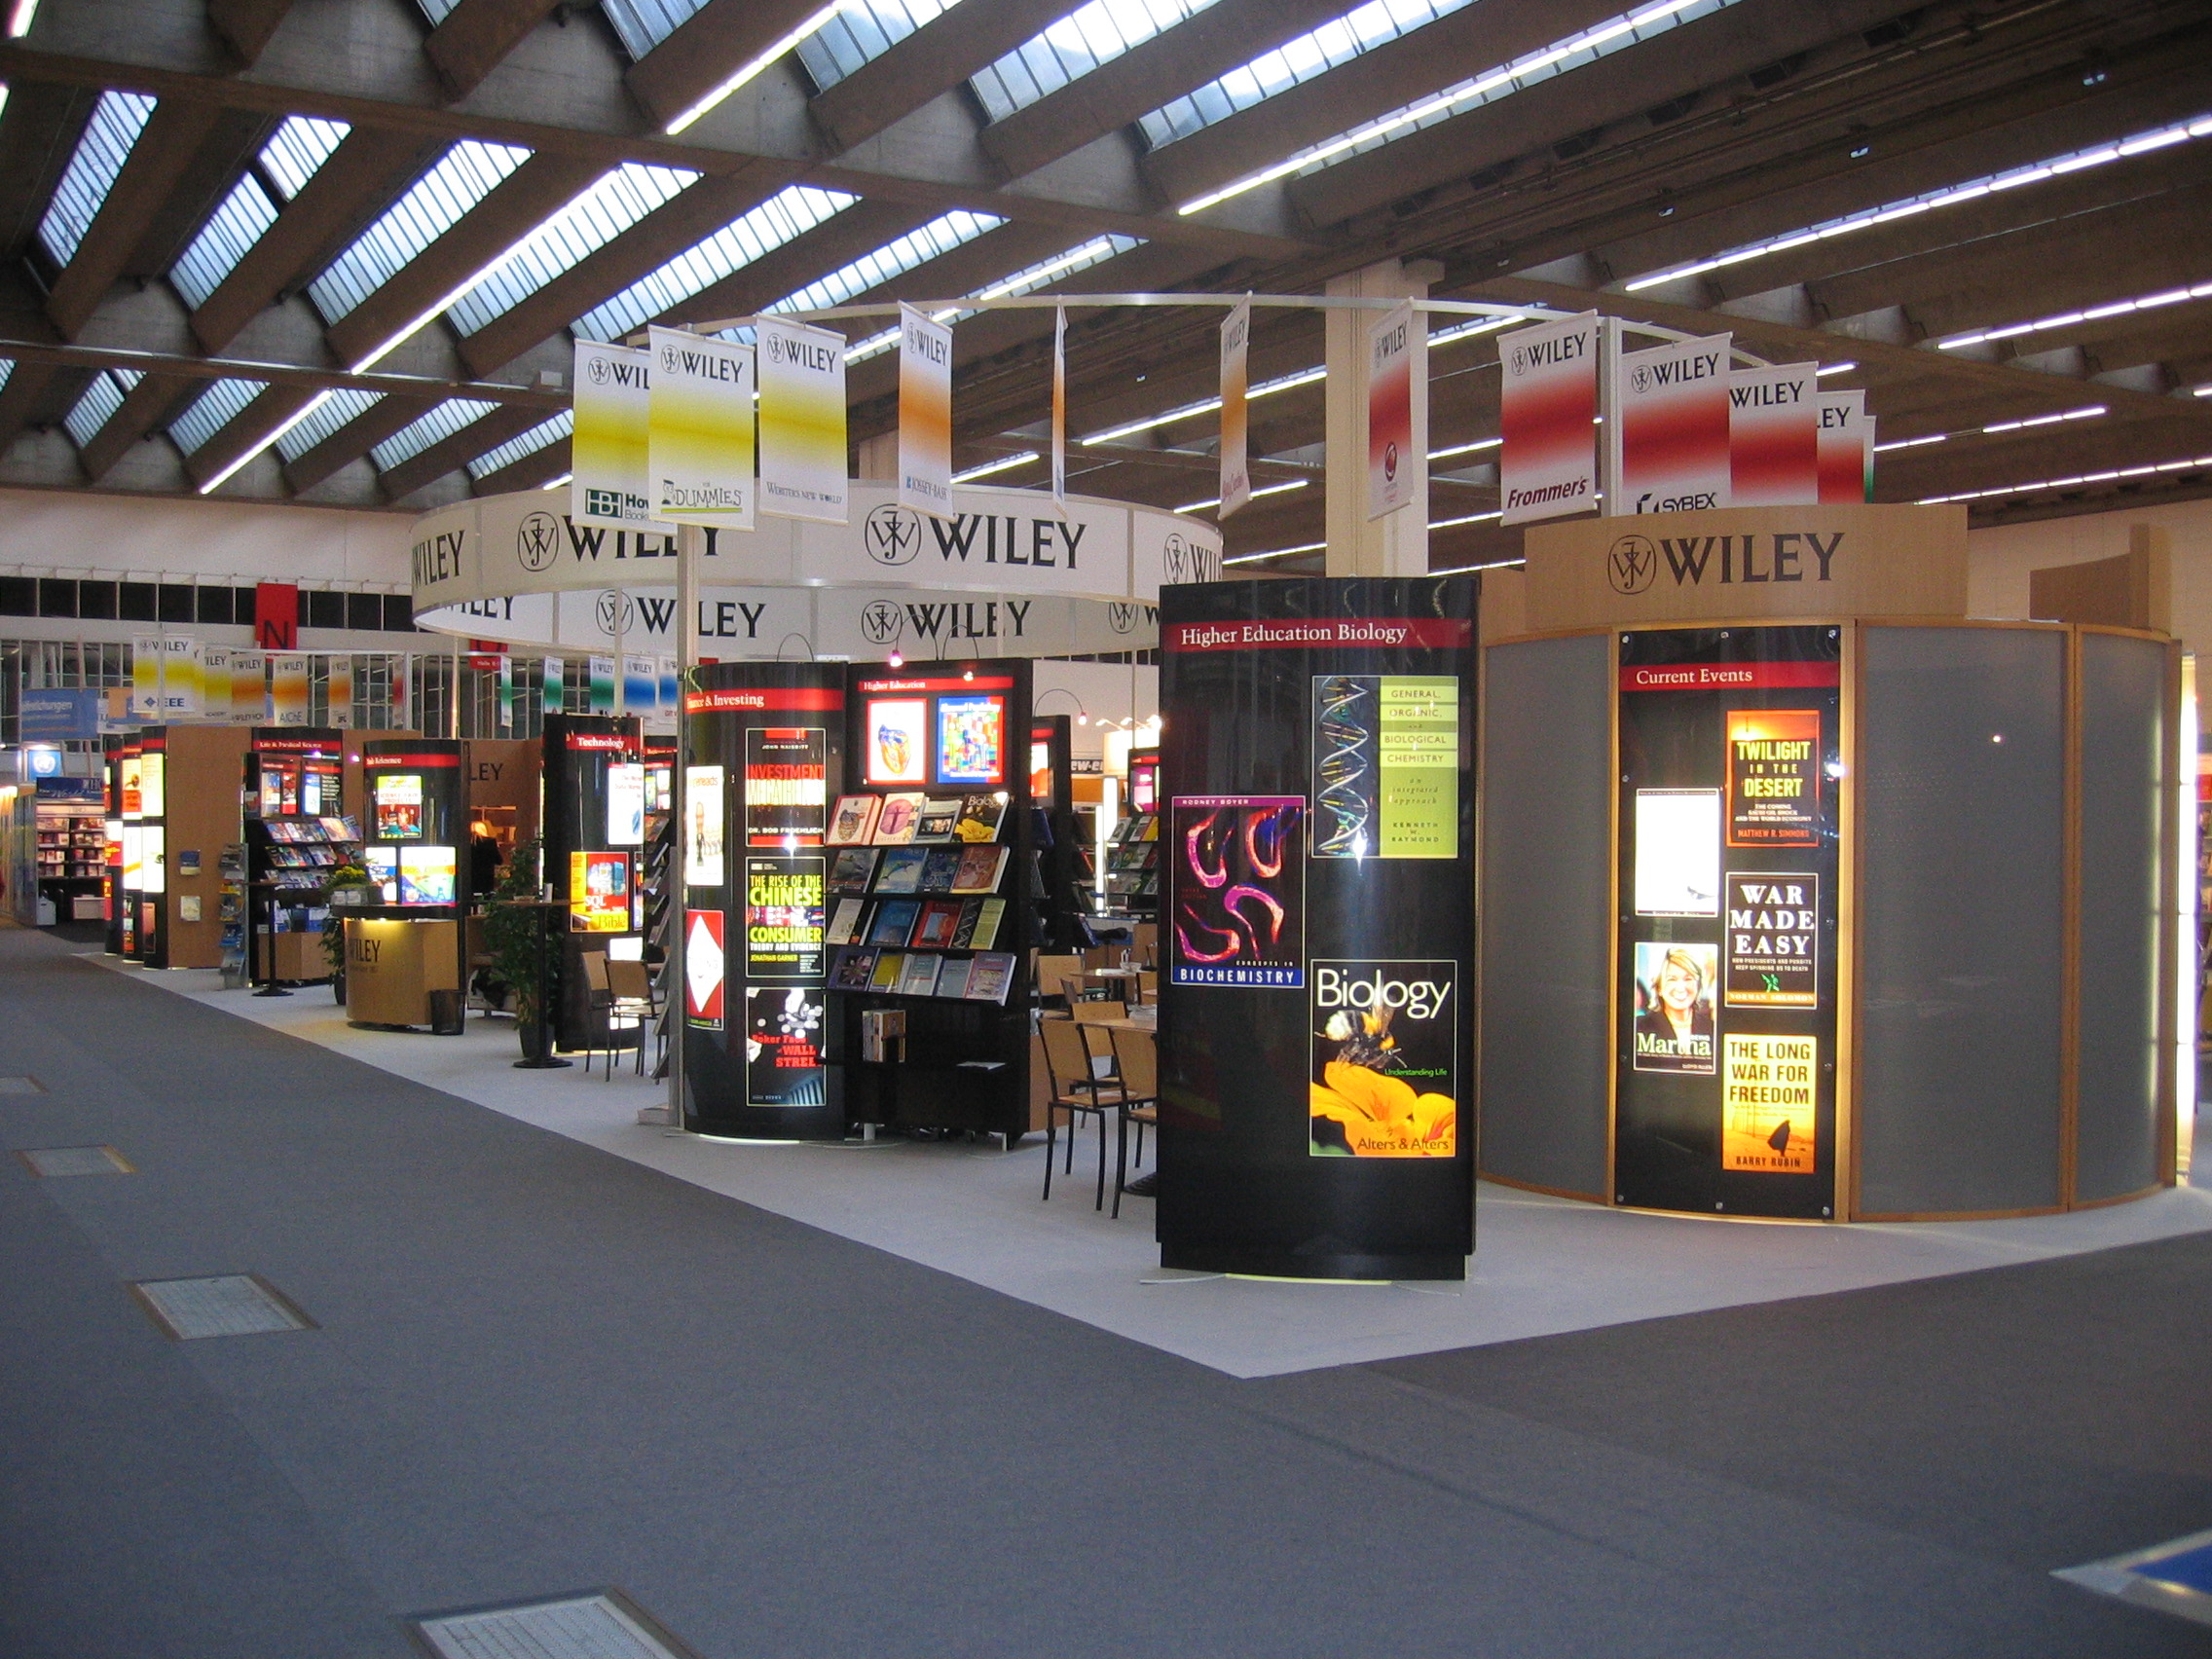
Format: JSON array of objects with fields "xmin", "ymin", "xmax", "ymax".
[
  {"xmin": 1156, "ymin": 576, "xmax": 1477, "ymax": 1280},
  {"xmin": 243, "ymin": 728, "xmax": 353, "ymax": 987},
  {"xmin": 542, "ymin": 713, "xmax": 647, "ymax": 1053}
]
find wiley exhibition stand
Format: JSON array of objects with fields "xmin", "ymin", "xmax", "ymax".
[
  {"xmin": 345, "ymin": 738, "xmax": 466, "ymax": 1031},
  {"xmin": 1480, "ymin": 503, "xmax": 2181, "ymax": 1222}
]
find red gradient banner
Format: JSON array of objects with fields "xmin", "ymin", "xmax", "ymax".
[
  {"xmin": 1367, "ymin": 301, "xmax": 1416, "ymax": 520},
  {"xmin": 1499, "ymin": 313, "xmax": 1599, "ymax": 525},
  {"xmin": 1817, "ymin": 390, "xmax": 1870, "ymax": 504},
  {"xmin": 1728, "ymin": 363, "xmax": 1819, "ymax": 507},
  {"xmin": 1618, "ymin": 333, "xmax": 1732, "ymax": 514}
]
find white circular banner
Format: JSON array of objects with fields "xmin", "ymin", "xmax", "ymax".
[{"xmin": 410, "ymin": 483, "xmax": 1219, "ymax": 658}]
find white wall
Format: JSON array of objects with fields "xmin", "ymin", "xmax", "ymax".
[
  {"xmin": 1033, "ymin": 658, "xmax": 1158, "ymax": 761},
  {"xmin": 1969, "ymin": 496, "xmax": 2212, "ymax": 662},
  {"xmin": 0, "ymin": 487, "xmax": 412, "ymax": 590}
]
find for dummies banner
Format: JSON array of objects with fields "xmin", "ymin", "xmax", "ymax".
[{"xmin": 1309, "ymin": 959, "xmax": 1456, "ymax": 1158}]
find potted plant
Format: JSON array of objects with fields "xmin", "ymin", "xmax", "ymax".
[
  {"xmin": 319, "ymin": 858, "xmax": 372, "ymax": 1004},
  {"xmin": 481, "ymin": 835, "xmax": 556, "ymax": 1058}
]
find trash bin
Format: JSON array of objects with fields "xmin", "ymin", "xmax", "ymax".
[{"xmin": 428, "ymin": 989, "xmax": 464, "ymax": 1035}]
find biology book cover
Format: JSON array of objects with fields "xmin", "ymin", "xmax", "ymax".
[{"xmin": 1309, "ymin": 958, "xmax": 1456, "ymax": 1158}]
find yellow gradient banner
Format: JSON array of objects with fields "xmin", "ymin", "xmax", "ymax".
[
  {"xmin": 648, "ymin": 325, "xmax": 755, "ymax": 530},
  {"xmin": 758, "ymin": 316, "xmax": 848, "ymax": 525},
  {"xmin": 571, "ymin": 341, "xmax": 655, "ymax": 530}
]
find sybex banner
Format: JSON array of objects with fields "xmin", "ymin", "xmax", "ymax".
[
  {"xmin": 1157, "ymin": 574, "xmax": 1476, "ymax": 1280},
  {"xmin": 1615, "ymin": 332, "xmax": 1733, "ymax": 515},
  {"xmin": 1615, "ymin": 624, "xmax": 1841, "ymax": 1219},
  {"xmin": 1496, "ymin": 312, "xmax": 1598, "ymax": 526},
  {"xmin": 1728, "ymin": 362, "xmax": 1820, "ymax": 507}
]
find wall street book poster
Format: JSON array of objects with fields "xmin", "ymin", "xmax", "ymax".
[
  {"xmin": 1724, "ymin": 873, "xmax": 1819, "ymax": 1009},
  {"xmin": 1171, "ymin": 794, "xmax": 1305, "ymax": 987},
  {"xmin": 1631, "ymin": 941, "xmax": 1717, "ymax": 1074},
  {"xmin": 1726, "ymin": 709, "xmax": 1821, "ymax": 846},
  {"xmin": 747, "ymin": 986, "xmax": 825, "ymax": 1107},
  {"xmin": 1309, "ymin": 959, "xmax": 1456, "ymax": 1157}
]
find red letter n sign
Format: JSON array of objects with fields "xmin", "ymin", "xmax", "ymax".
[{"xmin": 255, "ymin": 582, "xmax": 299, "ymax": 650}]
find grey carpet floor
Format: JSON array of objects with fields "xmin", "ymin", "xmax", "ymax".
[{"xmin": 1, "ymin": 931, "xmax": 2206, "ymax": 1658}]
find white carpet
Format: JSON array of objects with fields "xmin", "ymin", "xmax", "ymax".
[{"xmin": 92, "ymin": 947, "xmax": 2212, "ymax": 1379}]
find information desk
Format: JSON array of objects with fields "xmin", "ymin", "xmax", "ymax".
[{"xmin": 344, "ymin": 917, "xmax": 461, "ymax": 1029}]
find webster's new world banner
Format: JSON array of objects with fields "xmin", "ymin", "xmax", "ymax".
[
  {"xmin": 1617, "ymin": 332, "xmax": 1733, "ymax": 515},
  {"xmin": 898, "ymin": 303, "xmax": 953, "ymax": 520},
  {"xmin": 1817, "ymin": 389, "xmax": 1874, "ymax": 504},
  {"xmin": 1219, "ymin": 298, "xmax": 1251, "ymax": 519},
  {"xmin": 571, "ymin": 341, "xmax": 657, "ymax": 531},
  {"xmin": 647, "ymin": 325, "xmax": 755, "ymax": 531},
  {"xmin": 1497, "ymin": 312, "xmax": 1598, "ymax": 526},
  {"xmin": 1728, "ymin": 361, "xmax": 1819, "ymax": 508},
  {"xmin": 757, "ymin": 316, "xmax": 847, "ymax": 526}
]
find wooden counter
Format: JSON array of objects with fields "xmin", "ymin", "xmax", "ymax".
[{"xmin": 344, "ymin": 917, "xmax": 460, "ymax": 1028}]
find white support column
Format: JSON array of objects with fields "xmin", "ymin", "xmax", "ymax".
[
  {"xmin": 1324, "ymin": 258, "xmax": 1440, "ymax": 577},
  {"xmin": 854, "ymin": 431, "xmax": 898, "ymax": 483}
]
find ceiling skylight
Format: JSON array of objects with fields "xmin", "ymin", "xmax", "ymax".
[
  {"xmin": 168, "ymin": 378, "xmax": 269, "ymax": 455},
  {"xmin": 37, "ymin": 91, "xmax": 155, "ymax": 266},
  {"xmin": 61, "ymin": 368, "xmax": 140, "ymax": 448},
  {"xmin": 571, "ymin": 184, "xmax": 857, "ymax": 343},
  {"xmin": 371, "ymin": 398, "xmax": 501, "ymax": 472},
  {"xmin": 308, "ymin": 140, "xmax": 533, "ymax": 324},
  {"xmin": 467, "ymin": 411, "xmax": 573, "ymax": 479},
  {"xmin": 445, "ymin": 163, "xmax": 699, "ymax": 338},
  {"xmin": 170, "ymin": 117, "xmax": 353, "ymax": 311},
  {"xmin": 1141, "ymin": 0, "xmax": 1473, "ymax": 149},
  {"xmin": 972, "ymin": 0, "xmax": 1221, "ymax": 125},
  {"xmin": 795, "ymin": 0, "xmax": 960, "ymax": 92},
  {"xmin": 843, "ymin": 232, "xmax": 1146, "ymax": 361},
  {"xmin": 1624, "ymin": 111, "xmax": 2212, "ymax": 292},
  {"xmin": 275, "ymin": 387, "xmax": 386, "ymax": 462},
  {"xmin": 600, "ymin": 0, "xmax": 713, "ymax": 59},
  {"xmin": 760, "ymin": 209, "xmax": 1007, "ymax": 324},
  {"xmin": 1178, "ymin": 0, "xmax": 1732, "ymax": 215}
]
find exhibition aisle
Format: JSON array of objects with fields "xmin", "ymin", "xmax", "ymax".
[{"xmin": 91, "ymin": 936, "xmax": 2212, "ymax": 1378}]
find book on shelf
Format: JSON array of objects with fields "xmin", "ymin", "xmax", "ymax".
[
  {"xmin": 830, "ymin": 946, "xmax": 878, "ymax": 989},
  {"xmin": 874, "ymin": 792, "xmax": 927, "ymax": 844},
  {"xmin": 970, "ymin": 896, "xmax": 1008, "ymax": 950},
  {"xmin": 898, "ymin": 952, "xmax": 941, "ymax": 996},
  {"xmin": 934, "ymin": 955, "xmax": 975, "ymax": 999},
  {"xmin": 873, "ymin": 847, "xmax": 928, "ymax": 893},
  {"xmin": 965, "ymin": 952, "xmax": 1015, "ymax": 1004},
  {"xmin": 824, "ymin": 898, "xmax": 867, "ymax": 946},
  {"xmin": 866, "ymin": 898, "xmax": 921, "ymax": 945},
  {"xmin": 829, "ymin": 847, "xmax": 878, "ymax": 892},
  {"xmin": 868, "ymin": 951, "xmax": 905, "ymax": 990},
  {"xmin": 950, "ymin": 844, "xmax": 1008, "ymax": 894},
  {"xmin": 915, "ymin": 797, "xmax": 963, "ymax": 840},
  {"xmin": 917, "ymin": 847, "xmax": 965, "ymax": 891},
  {"xmin": 947, "ymin": 896, "xmax": 984, "ymax": 948},
  {"xmin": 952, "ymin": 794, "xmax": 1007, "ymax": 843},
  {"xmin": 912, "ymin": 898, "xmax": 965, "ymax": 949},
  {"xmin": 827, "ymin": 794, "xmax": 881, "ymax": 845}
]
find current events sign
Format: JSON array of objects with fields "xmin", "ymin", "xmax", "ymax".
[{"xmin": 1615, "ymin": 625, "xmax": 1839, "ymax": 1219}]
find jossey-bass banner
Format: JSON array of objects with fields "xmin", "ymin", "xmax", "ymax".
[
  {"xmin": 1615, "ymin": 624, "xmax": 1841, "ymax": 1218},
  {"xmin": 1158, "ymin": 575, "xmax": 1476, "ymax": 1280}
]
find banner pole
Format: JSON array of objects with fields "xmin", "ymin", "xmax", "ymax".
[
  {"xmin": 653, "ymin": 522, "xmax": 700, "ymax": 1129},
  {"xmin": 1599, "ymin": 316, "xmax": 1625, "ymax": 519}
]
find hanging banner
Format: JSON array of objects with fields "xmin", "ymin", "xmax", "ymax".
[
  {"xmin": 897, "ymin": 303, "xmax": 953, "ymax": 520},
  {"xmin": 391, "ymin": 654, "xmax": 410, "ymax": 729},
  {"xmin": 201, "ymin": 646, "xmax": 232, "ymax": 723},
  {"xmin": 231, "ymin": 650, "xmax": 266, "ymax": 724},
  {"xmin": 623, "ymin": 654, "xmax": 658, "ymax": 715},
  {"xmin": 1617, "ymin": 332, "xmax": 1732, "ymax": 515},
  {"xmin": 1051, "ymin": 306, "xmax": 1067, "ymax": 512},
  {"xmin": 327, "ymin": 655, "xmax": 354, "ymax": 728},
  {"xmin": 1219, "ymin": 298, "xmax": 1251, "ymax": 519},
  {"xmin": 253, "ymin": 582, "xmax": 298, "ymax": 650},
  {"xmin": 647, "ymin": 324, "xmax": 754, "ymax": 530},
  {"xmin": 1497, "ymin": 312, "xmax": 1598, "ymax": 526},
  {"xmin": 571, "ymin": 340, "xmax": 656, "ymax": 531},
  {"xmin": 166, "ymin": 639, "xmax": 202, "ymax": 719},
  {"xmin": 1366, "ymin": 300, "xmax": 1416, "ymax": 521},
  {"xmin": 756, "ymin": 316, "xmax": 848, "ymax": 526},
  {"xmin": 542, "ymin": 655, "xmax": 563, "ymax": 717},
  {"xmin": 1817, "ymin": 390, "xmax": 1871, "ymax": 504},
  {"xmin": 588, "ymin": 655, "xmax": 615, "ymax": 713},
  {"xmin": 496, "ymin": 654, "xmax": 512, "ymax": 729},
  {"xmin": 270, "ymin": 653, "xmax": 311, "ymax": 726},
  {"xmin": 1728, "ymin": 362, "xmax": 1820, "ymax": 508},
  {"xmin": 130, "ymin": 636, "xmax": 162, "ymax": 719}
]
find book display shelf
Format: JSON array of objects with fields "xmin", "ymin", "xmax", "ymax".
[{"xmin": 243, "ymin": 730, "xmax": 353, "ymax": 986}]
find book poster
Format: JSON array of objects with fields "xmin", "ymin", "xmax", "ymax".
[
  {"xmin": 1311, "ymin": 675, "xmax": 1458, "ymax": 859},
  {"xmin": 607, "ymin": 760, "xmax": 646, "ymax": 847},
  {"xmin": 1633, "ymin": 788, "xmax": 1719, "ymax": 915},
  {"xmin": 865, "ymin": 698, "xmax": 928, "ymax": 785},
  {"xmin": 1722, "ymin": 1034, "xmax": 1819, "ymax": 1172},
  {"xmin": 935, "ymin": 694, "xmax": 1006, "ymax": 787},
  {"xmin": 1170, "ymin": 794, "xmax": 1304, "ymax": 987},
  {"xmin": 1726, "ymin": 710, "xmax": 1821, "ymax": 846},
  {"xmin": 747, "ymin": 987, "xmax": 825, "ymax": 1106},
  {"xmin": 374, "ymin": 773, "xmax": 424, "ymax": 839},
  {"xmin": 683, "ymin": 765, "xmax": 724, "ymax": 887},
  {"xmin": 744, "ymin": 856, "xmax": 825, "ymax": 980},
  {"xmin": 1630, "ymin": 941, "xmax": 1717, "ymax": 1074},
  {"xmin": 685, "ymin": 908, "xmax": 725, "ymax": 1028},
  {"xmin": 1309, "ymin": 960, "xmax": 1456, "ymax": 1157},
  {"xmin": 744, "ymin": 726, "xmax": 827, "ymax": 845},
  {"xmin": 1724, "ymin": 873, "xmax": 1819, "ymax": 1009},
  {"xmin": 570, "ymin": 850, "xmax": 630, "ymax": 933}
]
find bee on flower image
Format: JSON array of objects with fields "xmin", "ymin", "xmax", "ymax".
[{"xmin": 1309, "ymin": 1001, "xmax": 1456, "ymax": 1159}]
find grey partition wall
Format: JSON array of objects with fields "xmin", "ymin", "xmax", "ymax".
[
  {"xmin": 2075, "ymin": 631, "xmax": 2171, "ymax": 1203},
  {"xmin": 1857, "ymin": 626, "xmax": 2067, "ymax": 1216},
  {"xmin": 1479, "ymin": 633, "xmax": 1612, "ymax": 1198}
]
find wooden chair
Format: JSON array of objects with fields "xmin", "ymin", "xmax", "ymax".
[
  {"xmin": 606, "ymin": 955, "xmax": 660, "ymax": 1077},
  {"xmin": 1110, "ymin": 1025, "xmax": 1160, "ymax": 1219},
  {"xmin": 577, "ymin": 951, "xmax": 616, "ymax": 1079},
  {"xmin": 1137, "ymin": 970, "xmax": 1159, "ymax": 1004},
  {"xmin": 1036, "ymin": 953, "xmax": 1086, "ymax": 1005},
  {"xmin": 1039, "ymin": 1014, "xmax": 1124, "ymax": 1209}
]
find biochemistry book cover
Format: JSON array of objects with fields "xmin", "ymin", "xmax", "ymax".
[{"xmin": 1170, "ymin": 795, "xmax": 1305, "ymax": 988}]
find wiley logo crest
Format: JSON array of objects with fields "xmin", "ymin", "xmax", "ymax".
[
  {"xmin": 1108, "ymin": 601, "xmax": 1140, "ymax": 635},
  {"xmin": 517, "ymin": 511, "xmax": 561, "ymax": 572},
  {"xmin": 864, "ymin": 503, "xmax": 923, "ymax": 567},
  {"xmin": 1607, "ymin": 535, "xmax": 1657, "ymax": 595},
  {"xmin": 595, "ymin": 589, "xmax": 636, "ymax": 637},
  {"xmin": 860, "ymin": 601, "xmax": 903, "ymax": 645}
]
